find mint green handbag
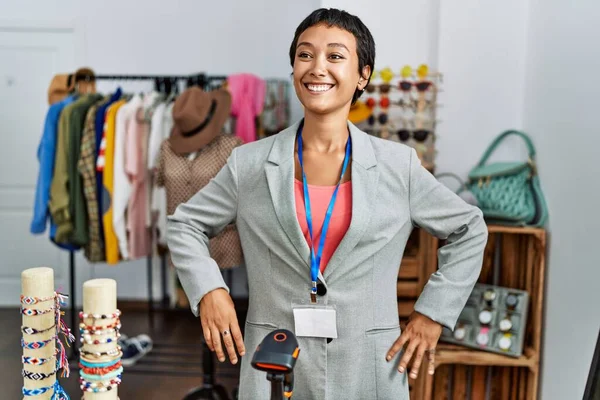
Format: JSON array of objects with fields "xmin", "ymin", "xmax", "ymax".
[{"xmin": 467, "ymin": 130, "xmax": 548, "ymax": 227}]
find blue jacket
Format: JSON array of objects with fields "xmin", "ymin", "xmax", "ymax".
[{"xmin": 30, "ymin": 95, "xmax": 79, "ymax": 250}]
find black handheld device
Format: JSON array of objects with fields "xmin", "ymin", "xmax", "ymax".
[{"xmin": 251, "ymin": 329, "xmax": 300, "ymax": 400}]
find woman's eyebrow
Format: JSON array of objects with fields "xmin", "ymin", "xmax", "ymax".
[{"xmin": 296, "ymin": 42, "xmax": 349, "ymax": 52}]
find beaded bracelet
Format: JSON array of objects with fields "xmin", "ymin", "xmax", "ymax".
[
  {"xmin": 80, "ymin": 332, "xmax": 121, "ymax": 345},
  {"xmin": 22, "ymin": 355, "xmax": 55, "ymax": 366},
  {"xmin": 80, "ymin": 347, "xmax": 122, "ymax": 359},
  {"xmin": 21, "ymin": 306, "xmax": 55, "ymax": 316},
  {"xmin": 80, "ymin": 367, "xmax": 123, "ymax": 381},
  {"xmin": 80, "ymin": 324, "xmax": 121, "ymax": 336},
  {"xmin": 22, "ymin": 324, "xmax": 56, "ymax": 335},
  {"xmin": 79, "ymin": 382, "xmax": 120, "ymax": 393},
  {"xmin": 79, "ymin": 309, "xmax": 121, "ymax": 320},
  {"xmin": 21, "ymin": 294, "xmax": 55, "ymax": 305},
  {"xmin": 22, "ymin": 368, "xmax": 57, "ymax": 380},
  {"xmin": 21, "ymin": 335, "xmax": 57, "ymax": 349},
  {"xmin": 79, "ymin": 357, "xmax": 120, "ymax": 369},
  {"xmin": 79, "ymin": 376, "xmax": 122, "ymax": 388},
  {"xmin": 79, "ymin": 361, "xmax": 122, "ymax": 375}
]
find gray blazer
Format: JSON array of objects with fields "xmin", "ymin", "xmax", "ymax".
[{"xmin": 167, "ymin": 120, "xmax": 488, "ymax": 399}]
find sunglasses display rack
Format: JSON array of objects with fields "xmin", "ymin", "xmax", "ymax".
[
  {"xmin": 354, "ymin": 64, "xmax": 442, "ymax": 170},
  {"xmin": 440, "ymin": 283, "xmax": 530, "ymax": 358}
]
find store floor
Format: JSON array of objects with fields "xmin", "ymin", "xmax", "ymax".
[{"xmin": 2, "ymin": 300, "xmax": 248, "ymax": 399}]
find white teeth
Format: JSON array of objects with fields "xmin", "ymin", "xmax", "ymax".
[{"xmin": 307, "ymin": 84, "xmax": 333, "ymax": 92}]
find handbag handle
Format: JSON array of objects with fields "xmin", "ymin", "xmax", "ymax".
[
  {"xmin": 435, "ymin": 172, "xmax": 468, "ymax": 194},
  {"xmin": 476, "ymin": 130, "xmax": 537, "ymax": 167}
]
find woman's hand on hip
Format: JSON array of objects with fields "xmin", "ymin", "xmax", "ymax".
[
  {"xmin": 199, "ymin": 288, "xmax": 246, "ymax": 365},
  {"xmin": 386, "ymin": 311, "xmax": 442, "ymax": 379}
]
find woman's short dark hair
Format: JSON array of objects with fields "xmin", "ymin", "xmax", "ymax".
[{"xmin": 289, "ymin": 8, "xmax": 376, "ymax": 105}]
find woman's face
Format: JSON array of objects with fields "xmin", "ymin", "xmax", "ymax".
[{"xmin": 292, "ymin": 24, "xmax": 369, "ymax": 117}]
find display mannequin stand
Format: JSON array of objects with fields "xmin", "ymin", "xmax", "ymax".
[
  {"xmin": 81, "ymin": 279, "xmax": 119, "ymax": 400},
  {"xmin": 21, "ymin": 267, "xmax": 56, "ymax": 400}
]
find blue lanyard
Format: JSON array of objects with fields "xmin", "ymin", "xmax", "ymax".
[{"xmin": 297, "ymin": 125, "xmax": 351, "ymax": 300}]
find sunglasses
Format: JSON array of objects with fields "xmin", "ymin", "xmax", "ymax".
[
  {"xmin": 365, "ymin": 83, "xmax": 392, "ymax": 94},
  {"xmin": 396, "ymin": 129, "xmax": 432, "ymax": 142},
  {"xmin": 367, "ymin": 113, "xmax": 389, "ymax": 126},
  {"xmin": 365, "ymin": 96, "xmax": 391, "ymax": 109},
  {"xmin": 399, "ymin": 80, "xmax": 434, "ymax": 92}
]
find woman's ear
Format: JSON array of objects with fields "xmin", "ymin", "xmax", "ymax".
[{"xmin": 358, "ymin": 65, "xmax": 372, "ymax": 90}]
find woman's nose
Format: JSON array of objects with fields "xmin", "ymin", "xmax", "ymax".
[{"xmin": 309, "ymin": 55, "xmax": 328, "ymax": 77}]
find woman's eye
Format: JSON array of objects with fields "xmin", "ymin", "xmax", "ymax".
[
  {"xmin": 329, "ymin": 54, "xmax": 344, "ymax": 60},
  {"xmin": 298, "ymin": 52, "xmax": 311, "ymax": 59}
]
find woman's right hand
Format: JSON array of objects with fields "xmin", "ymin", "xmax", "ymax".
[{"xmin": 199, "ymin": 288, "xmax": 246, "ymax": 364}]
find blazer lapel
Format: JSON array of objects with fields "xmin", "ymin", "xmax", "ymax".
[
  {"xmin": 264, "ymin": 120, "xmax": 378, "ymax": 285},
  {"xmin": 265, "ymin": 121, "xmax": 312, "ymax": 272},
  {"xmin": 324, "ymin": 122, "xmax": 379, "ymax": 281}
]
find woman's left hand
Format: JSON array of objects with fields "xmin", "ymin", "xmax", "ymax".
[{"xmin": 386, "ymin": 311, "xmax": 442, "ymax": 379}]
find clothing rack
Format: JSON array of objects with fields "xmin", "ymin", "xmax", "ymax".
[{"xmin": 67, "ymin": 72, "xmax": 231, "ymax": 359}]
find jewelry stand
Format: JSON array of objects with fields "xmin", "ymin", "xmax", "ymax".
[
  {"xmin": 181, "ymin": 339, "xmax": 230, "ymax": 400},
  {"xmin": 21, "ymin": 267, "xmax": 56, "ymax": 400},
  {"xmin": 82, "ymin": 279, "xmax": 119, "ymax": 400}
]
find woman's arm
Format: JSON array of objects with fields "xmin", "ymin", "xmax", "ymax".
[
  {"xmin": 408, "ymin": 148, "xmax": 489, "ymax": 330},
  {"xmin": 386, "ymin": 148, "xmax": 489, "ymax": 379},
  {"xmin": 167, "ymin": 148, "xmax": 240, "ymax": 317}
]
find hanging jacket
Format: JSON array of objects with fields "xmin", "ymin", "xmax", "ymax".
[{"xmin": 30, "ymin": 95, "xmax": 79, "ymax": 250}]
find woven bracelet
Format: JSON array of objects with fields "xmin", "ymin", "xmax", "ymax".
[
  {"xmin": 22, "ymin": 324, "xmax": 56, "ymax": 335},
  {"xmin": 22, "ymin": 380, "xmax": 69, "ymax": 399},
  {"xmin": 21, "ymin": 294, "xmax": 55, "ymax": 305},
  {"xmin": 22, "ymin": 355, "xmax": 55, "ymax": 366},
  {"xmin": 21, "ymin": 335, "xmax": 57, "ymax": 349},
  {"xmin": 22, "ymin": 368, "xmax": 57, "ymax": 380},
  {"xmin": 21, "ymin": 306, "xmax": 55, "ymax": 316}
]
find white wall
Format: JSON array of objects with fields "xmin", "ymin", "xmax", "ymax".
[
  {"xmin": 522, "ymin": 0, "xmax": 600, "ymax": 398},
  {"xmin": 436, "ymin": 0, "xmax": 531, "ymax": 178},
  {"xmin": 0, "ymin": 0, "xmax": 319, "ymax": 302}
]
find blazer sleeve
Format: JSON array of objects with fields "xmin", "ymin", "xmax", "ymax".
[
  {"xmin": 408, "ymin": 149, "xmax": 489, "ymax": 330},
  {"xmin": 166, "ymin": 147, "xmax": 239, "ymax": 317}
]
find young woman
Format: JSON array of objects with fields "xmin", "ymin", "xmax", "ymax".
[{"xmin": 167, "ymin": 8, "xmax": 488, "ymax": 399}]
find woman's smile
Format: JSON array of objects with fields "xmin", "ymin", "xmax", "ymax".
[{"xmin": 304, "ymin": 82, "xmax": 336, "ymax": 94}]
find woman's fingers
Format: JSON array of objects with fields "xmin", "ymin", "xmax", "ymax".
[
  {"xmin": 408, "ymin": 343, "xmax": 428, "ymax": 379},
  {"xmin": 211, "ymin": 325, "xmax": 226, "ymax": 362},
  {"xmin": 427, "ymin": 347, "xmax": 436, "ymax": 375},
  {"xmin": 398, "ymin": 338, "xmax": 419, "ymax": 374},
  {"xmin": 229, "ymin": 319, "xmax": 246, "ymax": 357},
  {"xmin": 220, "ymin": 324, "xmax": 238, "ymax": 364},
  {"xmin": 201, "ymin": 318, "xmax": 214, "ymax": 351},
  {"xmin": 386, "ymin": 332, "xmax": 409, "ymax": 362}
]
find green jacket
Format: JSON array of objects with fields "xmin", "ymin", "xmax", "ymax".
[{"xmin": 50, "ymin": 94, "xmax": 103, "ymax": 244}]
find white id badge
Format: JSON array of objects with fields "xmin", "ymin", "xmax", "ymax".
[{"xmin": 292, "ymin": 305, "xmax": 338, "ymax": 339}]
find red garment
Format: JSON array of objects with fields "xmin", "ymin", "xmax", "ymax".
[{"xmin": 294, "ymin": 179, "xmax": 352, "ymax": 272}]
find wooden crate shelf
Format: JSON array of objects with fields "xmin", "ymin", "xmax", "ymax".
[
  {"xmin": 435, "ymin": 344, "xmax": 538, "ymax": 371},
  {"xmin": 407, "ymin": 225, "xmax": 546, "ymax": 400}
]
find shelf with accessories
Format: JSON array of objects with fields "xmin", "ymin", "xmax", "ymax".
[{"xmin": 409, "ymin": 224, "xmax": 546, "ymax": 400}]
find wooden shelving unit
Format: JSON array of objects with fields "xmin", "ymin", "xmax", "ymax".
[{"xmin": 405, "ymin": 225, "xmax": 547, "ymax": 400}]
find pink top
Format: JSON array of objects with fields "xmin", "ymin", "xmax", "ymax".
[{"xmin": 294, "ymin": 179, "xmax": 353, "ymax": 273}]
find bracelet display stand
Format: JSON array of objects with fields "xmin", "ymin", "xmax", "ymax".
[
  {"xmin": 81, "ymin": 279, "xmax": 120, "ymax": 400},
  {"xmin": 21, "ymin": 267, "xmax": 56, "ymax": 400}
]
